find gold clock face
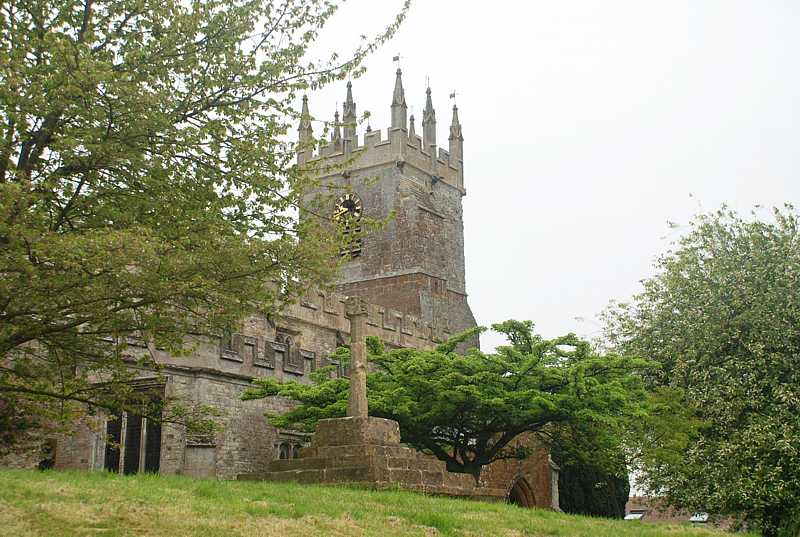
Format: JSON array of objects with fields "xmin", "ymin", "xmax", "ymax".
[{"xmin": 333, "ymin": 194, "xmax": 363, "ymax": 221}]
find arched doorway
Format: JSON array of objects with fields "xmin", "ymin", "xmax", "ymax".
[{"xmin": 508, "ymin": 478, "xmax": 536, "ymax": 508}]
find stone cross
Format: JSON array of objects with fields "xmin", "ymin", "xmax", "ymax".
[{"xmin": 344, "ymin": 296, "xmax": 369, "ymax": 418}]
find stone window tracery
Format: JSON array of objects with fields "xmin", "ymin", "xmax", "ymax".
[{"xmin": 276, "ymin": 330, "xmax": 304, "ymax": 374}]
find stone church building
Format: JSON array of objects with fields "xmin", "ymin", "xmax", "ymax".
[{"xmin": 6, "ymin": 70, "xmax": 559, "ymax": 509}]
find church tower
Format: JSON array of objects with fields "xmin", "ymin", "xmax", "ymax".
[{"xmin": 299, "ymin": 70, "xmax": 476, "ymax": 340}]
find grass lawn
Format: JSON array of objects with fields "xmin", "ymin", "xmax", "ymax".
[{"xmin": 0, "ymin": 469, "xmax": 751, "ymax": 537}]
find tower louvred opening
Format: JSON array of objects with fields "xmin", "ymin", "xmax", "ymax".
[{"xmin": 333, "ymin": 193, "xmax": 363, "ymax": 258}]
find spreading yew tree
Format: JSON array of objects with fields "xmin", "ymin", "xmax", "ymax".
[
  {"xmin": 0, "ymin": 0, "xmax": 409, "ymax": 449},
  {"xmin": 243, "ymin": 320, "xmax": 651, "ymax": 480},
  {"xmin": 604, "ymin": 206, "xmax": 800, "ymax": 537}
]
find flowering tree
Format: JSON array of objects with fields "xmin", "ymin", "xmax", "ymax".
[{"xmin": 605, "ymin": 206, "xmax": 800, "ymax": 536}]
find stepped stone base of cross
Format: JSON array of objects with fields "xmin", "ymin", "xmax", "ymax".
[{"xmin": 240, "ymin": 413, "xmax": 489, "ymax": 498}]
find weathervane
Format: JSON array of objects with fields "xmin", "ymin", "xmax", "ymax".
[
  {"xmin": 449, "ymin": 90, "xmax": 458, "ymax": 105},
  {"xmin": 392, "ymin": 54, "xmax": 402, "ymax": 69}
]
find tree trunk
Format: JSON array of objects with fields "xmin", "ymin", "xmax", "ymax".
[{"xmin": 444, "ymin": 459, "xmax": 483, "ymax": 483}]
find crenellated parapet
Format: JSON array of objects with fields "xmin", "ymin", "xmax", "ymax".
[
  {"xmin": 297, "ymin": 70, "xmax": 465, "ymax": 193},
  {"xmin": 285, "ymin": 287, "xmax": 453, "ymax": 349},
  {"xmin": 132, "ymin": 285, "xmax": 452, "ymax": 388}
]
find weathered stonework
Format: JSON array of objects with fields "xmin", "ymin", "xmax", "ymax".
[
  {"xmin": 478, "ymin": 433, "xmax": 560, "ymax": 509},
  {"xmin": 48, "ymin": 370, "xmax": 298, "ymax": 480},
  {"xmin": 240, "ymin": 416, "xmax": 558, "ymax": 509},
  {"xmin": 300, "ymin": 71, "xmax": 477, "ymax": 344},
  {"xmin": 239, "ymin": 416, "xmax": 484, "ymax": 498}
]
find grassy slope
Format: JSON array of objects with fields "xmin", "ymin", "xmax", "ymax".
[{"xmin": 0, "ymin": 469, "xmax": 750, "ymax": 537}]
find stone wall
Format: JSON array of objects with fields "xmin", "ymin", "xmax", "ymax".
[
  {"xmin": 162, "ymin": 369, "xmax": 297, "ymax": 480},
  {"xmin": 0, "ymin": 436, "xmax": 54, "ymax": 470},
  {"xmin": 241, "ymin": 417, "xmax": 558, "ymax": 510},
  {"xmin": 479, "ymin": 433, "xmax": 560, "ymax": 510},
  {"xmin": 54, "ymin": 418, "xmax": 103, "ymax": 471},
  {"xmin": 44, "ymin": 369, "xmax": 296, "ymax": 480}
]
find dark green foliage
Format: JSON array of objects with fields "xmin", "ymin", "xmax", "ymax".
[
  {"xmin": 777, "ymin": 508, "xmax": 800, "ymax": 537},
  {"xmin": 0, "ymin": 395, "xmax": 40, "ymax": 454},
  {"xmin": 244, "ymin": 320, "xmax": 651, "ymax": 479},
  {"xmin": 556, "ymin": 459, "xmax": 629, "ymax": 519},
  {"xmin": 550, "ymin": 417, "xmax": 630, "ymax": 518}
]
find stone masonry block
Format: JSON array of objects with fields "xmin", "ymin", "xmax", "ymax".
[
  {"xmin": 268, "ymin": 457, "xmax": 327, "ymax": 472},
  {"xmin": 323, "ymin": 466, "xmax": 373, "ymax": 484},
  {"xmin": 387, "ymin": 468, "xmax": 422, "ymax": 485},
  {"xmin": 421, "ymin": 470, "xmax": 445, "ymax": 487},
  {"xmin": 312, "ymin": 417, "xmax": 400, "ymax": 447},
  {"xmin": 312, "ymin": 444, "xmax": 412, "ymax": 460}
]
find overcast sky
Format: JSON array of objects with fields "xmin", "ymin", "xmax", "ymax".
[{"xmin": 307, "ymin": 1, "xmax": 800, "ymax": 351}]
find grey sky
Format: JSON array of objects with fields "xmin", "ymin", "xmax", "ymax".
[{"xmin": 308, "ymin": 1, "xmax": 800, "ymax": 350}]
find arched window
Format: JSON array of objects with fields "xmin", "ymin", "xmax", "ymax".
[
  {"xmin": 292, "ymin": 444, "xmax": 301, "ymax": 459},
  {"xmin": 279, "ymin": 443, "xmax": 290, "ymax": 460}
]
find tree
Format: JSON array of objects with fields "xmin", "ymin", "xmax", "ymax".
[
  {"xmin": 555, "ymin": 459, "xmax": 630, "ymax": 518},
  {"xmin": 243, "ymin": 320, "xmax": 651, "ymax": 479},
  {"xmin": 604, "ymin": 206, "xmax": 800, "ymax": 536},
  {"xmin": 0, "ymin": 0, "xmax": 409, "ymax": 448},
  {"xmin": 550, "ymin": 421, "xmax": 630, "ymax": 518}
]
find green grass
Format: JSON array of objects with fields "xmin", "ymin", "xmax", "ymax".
[{"xmin": 0, "ymin": 469, "xmax": 751, "ymax": 537}]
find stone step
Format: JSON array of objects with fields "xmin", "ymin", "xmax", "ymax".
[
  {"xmin": 314, "ymin": 453, "xmax": 441, "ymax": 470},
  {"xmin": 309, "ymin": 443, "xmax": 417, "ymax": 460},
  {"xmin": 267, "ymin": 457, "xmax": 328, "ymax": 472},
  {"xmin": 237, "ymin": 472, "xmax": 268, "ymax": 481},
  {"xmin": 382, "ymin": 457, "xmax": 447, "ymax": 472},
  {"xmin": 321, "ymin": 465, "xmax": 374, "ymax": 483},
  {"xmin": 242, "ymin": 465, "xmax": 486, "ymax": 500},
  {"xmin": 259, "ymin": 465, "xmax": 379, "ymax": 485},
  {"xmin": 259, "ymin": 469, "xmax": 324, "ymax": 484}
]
